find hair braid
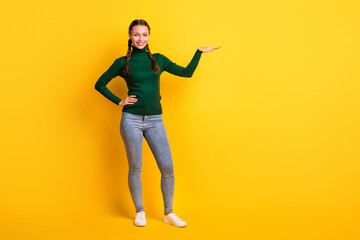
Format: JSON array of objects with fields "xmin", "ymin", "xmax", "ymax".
[
  {"xmin": 123, "ymin": 39, "xmax": 132, "ymax": 77},
  {"xmin": 146, "ymin": 44, "xmax": 160, "ymax": 74}
]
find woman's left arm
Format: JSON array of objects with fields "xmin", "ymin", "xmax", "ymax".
[
  {"xmin": 162, "ymin": 46, "xmax": 221, "ymax": 77},
  {"xmin": 162, "ymin": 49, "xmax": 203, "ymax": 77}
]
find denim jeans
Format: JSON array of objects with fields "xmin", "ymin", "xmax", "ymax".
[{"xmin": 120, "ymin": 111, "xmax": 174, "ymax": 214}]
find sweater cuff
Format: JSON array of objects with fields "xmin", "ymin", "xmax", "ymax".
[{"xmin": 116, "ymin": 98, "xmax": 122, "ymax": 105}]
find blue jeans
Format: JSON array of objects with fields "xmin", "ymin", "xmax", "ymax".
[{"xmin": 120, "ymin": 111, "xmax": 174, "ymax": 214}]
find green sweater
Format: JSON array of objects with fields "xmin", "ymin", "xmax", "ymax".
[{"xmin": 95, "ymin": 44, "xmax": 203, "ymax": 115}]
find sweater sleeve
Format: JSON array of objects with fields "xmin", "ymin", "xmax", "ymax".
[
  {"xmin": 162, "ymin": 49, "xmax": 202, "ymax": 77},
  {"xmin": 94, "ymin": 59, "xmax": 122, "ymax": 105}
]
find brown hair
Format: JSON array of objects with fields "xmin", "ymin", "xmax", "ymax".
[{"xmin": 123, "ymin": 19, "xmax": 160, "ymax": 76}]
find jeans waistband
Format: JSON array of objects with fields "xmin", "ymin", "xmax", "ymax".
[{"xmin": 121, "ymin": 111, "xmax": 163, "ymax": 121}]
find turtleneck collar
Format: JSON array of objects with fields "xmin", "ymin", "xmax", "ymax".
[{"xmin": 131, "ymin": 44, "xmax": 148, "ymax": 54}]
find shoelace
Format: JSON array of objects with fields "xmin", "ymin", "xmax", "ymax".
[
  {"xmin": 169, "ymin": 213, "xmax": 184, "ymax": 222},
  {"xmin": 137, "ymin": 212, "xmax": 145, "ymax": 220}
]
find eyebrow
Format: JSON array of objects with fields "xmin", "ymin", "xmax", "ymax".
[{"xmin": 134, "ymin": 32, "xmax": 148, "ymax": 34}]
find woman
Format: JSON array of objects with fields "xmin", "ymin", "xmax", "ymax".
[{"xmin": 95, "ymin": 19, "xmax": 220, "ymax": 227}]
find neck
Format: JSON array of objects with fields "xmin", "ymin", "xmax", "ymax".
[{"xmin": 132, "ymin": 44, "xmax": 148, "ymax": 54}]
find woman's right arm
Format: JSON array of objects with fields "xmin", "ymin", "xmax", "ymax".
[{"xmin": 94, "ymin": 59, "xmax": 122, "ymax": 105}]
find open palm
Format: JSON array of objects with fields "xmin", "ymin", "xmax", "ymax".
[{"xmin": 198, "ymin": 46, "xmax": 221, "ymax": 53}]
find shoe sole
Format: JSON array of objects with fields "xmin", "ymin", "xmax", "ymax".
[
  {"xmin": 163, "ymin": 218, "xmax": 187, "ymax": 227},
  {"xmin": 134, "ymin": 222, "xmax": 146, "ymax": 227}
]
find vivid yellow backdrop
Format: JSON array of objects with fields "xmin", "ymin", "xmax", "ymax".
[{"xmin": 1, "ymin": 0, "xmax": 359, "ymax": 239}]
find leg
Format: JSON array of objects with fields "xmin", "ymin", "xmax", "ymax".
[
  {"xmin": 143, "ymin": 117, "xmax": 174, "ymax": 215},
  {"xmin": 120, "ymin": 113, "xmax": 145, "ymax": 213}
]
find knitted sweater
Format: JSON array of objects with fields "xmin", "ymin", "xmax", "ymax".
[{"xmin": 94, "ymin": 44, "xmax": 202, "ymax": 115}]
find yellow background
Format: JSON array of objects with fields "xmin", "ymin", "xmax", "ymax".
[{"xmin": 1, "ymin": 0, "xmax": 359, "ymax": 239}]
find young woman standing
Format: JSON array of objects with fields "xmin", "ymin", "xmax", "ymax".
[{"xmin": 95, "ymin": 19, "xmax": 220, "ymax": 227}]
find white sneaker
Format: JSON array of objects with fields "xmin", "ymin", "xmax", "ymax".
[
  {"xmin": 163, "ymin": 213, "xmax": 187, "ymax": 227},
  {"xmin": 134, "ymin": 211, "xmax": 146, "ymax": 227}
]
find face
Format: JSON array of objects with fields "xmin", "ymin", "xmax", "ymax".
[{"xmin": 129, "ymin": 25, "xmax": 149, "ymax": 49}]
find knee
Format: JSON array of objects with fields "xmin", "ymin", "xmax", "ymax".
[
  {"xmin": 161, "ymin": 164, "xmax": 174, "ymax": 178},
  {"xmin": 129, "ymin": 163, "xmax": 142, "ymax": 174}
]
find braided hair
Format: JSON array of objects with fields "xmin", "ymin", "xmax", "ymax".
[{"xmin": 123, "ymin": 19, "xmax": 160, "ymax": 77}]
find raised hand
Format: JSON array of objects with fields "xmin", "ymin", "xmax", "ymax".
[{"xmin": 198, "ymin": 46, "xmax": 221, "ymax": 53}]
